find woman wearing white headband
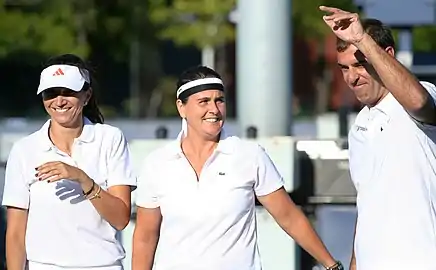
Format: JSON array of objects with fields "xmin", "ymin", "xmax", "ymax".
[
  {"xmin": 132, "ymin": 66, "xmax": 342, "ymax": 270},
  {"xmin": 2, "ymin": 54, "xmax": 136, "ymax": 270}
]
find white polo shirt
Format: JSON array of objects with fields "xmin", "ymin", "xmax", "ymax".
[
  {"xmin": 2, "ymin": 118, "xmax": 137, "ymax": 268},
  {"xmin": 136, "ymin": 131, "xmax": 284, "ymax": 270},
  {"xmin": 348, "ymin": 81, "xmax": 436, "ymax": 270}
]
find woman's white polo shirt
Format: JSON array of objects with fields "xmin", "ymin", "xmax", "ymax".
[
  {"xmin": 2, "ymin": 118, "xmax": 137, "ymax": 268},
  {"xmin": 136, "ymin": 131, "xmax": 284, "ymax": 270}
]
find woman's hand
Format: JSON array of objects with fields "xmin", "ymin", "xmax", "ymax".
[{"xmin": 36, "ymin": 161, "xmax": 89, "ymax": 184}]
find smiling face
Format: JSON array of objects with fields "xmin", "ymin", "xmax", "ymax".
[
  {"xmin": 42, "ymin": 88, "xmax": 91, "ymax": 127},
  {"xmin": 337, "ymin": 45, "xmax": 390, "ymax": 107},
  {"xmin": 177, "ymin": 89, "xmax": 226, "ymax": 140}
]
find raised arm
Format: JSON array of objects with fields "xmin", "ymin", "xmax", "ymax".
[
  {"xmin": 355, "ymin": 34, "xmax": 435, "ymax": 124},
  {"xmin": 320, "ymin": 5, "xmax": 436, "ymax": 125}
]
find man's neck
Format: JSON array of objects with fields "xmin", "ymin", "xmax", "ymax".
[{"xmin": 368, "ymin": 88, "xmax": 390, "ymax": 108}]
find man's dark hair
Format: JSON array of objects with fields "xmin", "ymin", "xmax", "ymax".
[{"xmin": 336, "ymin": 18, "xmax": 395, "ymax": 52}]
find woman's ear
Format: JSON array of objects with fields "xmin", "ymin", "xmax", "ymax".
[
  {"xmin": 84, "ymin": 88, "xmax": 93, "ymax": 106},
  {"xmin": 176, "ymin": 99, "xmax": 186, "ymax": 118}
]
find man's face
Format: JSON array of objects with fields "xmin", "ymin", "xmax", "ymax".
[{"xmin": 337, "ymin": 45, "xmax": 387, "ymax": 106}]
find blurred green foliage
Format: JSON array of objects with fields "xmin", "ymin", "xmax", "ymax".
[
  {"xmin": 1, "ymin": 0, "xmax": 435, "ymax": 59},
  {"xmin": 1, "ymin": 0, "xmax": 436, "ymax": 119},
  {"xmin": 413, "ymin": 26, "xmax": 436, "ymax": 52},
  {"xmin": 0, "ymin": 0, "xmax": 91, "ymax": 57},
  {"xmin": 149, "ymin": 0, "xmax": 236, "ymax": 49}
]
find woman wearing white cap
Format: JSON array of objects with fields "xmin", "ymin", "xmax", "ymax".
[
  {"xmin": 132, "ymin": 66, "xmax": 343, "ymax": 270},
  {"xmin": 2, "ymin": 54, "xmax": 137, "ymax": 270}
]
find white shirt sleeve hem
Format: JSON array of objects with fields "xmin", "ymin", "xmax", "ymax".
[
  {"xmin": 136, "ymin": 201, "xmax": 160, "ymax": 209},
  {"xmin": 2, "ymin": 200, "xmax": 29, "ymax": 210},
  {"xmin": 255, "ymin": 181, "xmax": 284, "ymax": 197}
]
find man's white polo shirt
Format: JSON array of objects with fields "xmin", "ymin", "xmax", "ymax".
[
  {"xmin": 348, "ymin": 81, "xmax": 436, "ymax": 270},
  {"xmin": 136, "ymin": 131, "xmax": 284, "ymax": 270},
  {"xmin": 2, "ymin": 118, "xmax": 137, "ymax": 268}
]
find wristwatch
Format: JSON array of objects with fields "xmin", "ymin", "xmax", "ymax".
[{"xmin": 326, "ymin": 261, "xmax": 344, "ymax": 270}]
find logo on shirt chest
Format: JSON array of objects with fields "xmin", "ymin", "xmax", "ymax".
[{"xmin": 356, "ymin": 125, "xmax": 368, "ymax": 132}]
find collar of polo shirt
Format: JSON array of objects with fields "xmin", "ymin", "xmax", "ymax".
[
  {"xmin": 368, "ymin": 93, "xmax": 398, "ymax": 117},
  {"xmin": 38, "ymin": 117, "xmax": 96, "ymax": 151},
  {"xmin": 166, "ymin": 129, "xmax": 234, "ymax": 159}
]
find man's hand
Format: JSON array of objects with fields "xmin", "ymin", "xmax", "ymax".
[{"xmin": 319, "ymin": 6, "xmax": 365, "ymax": 45}]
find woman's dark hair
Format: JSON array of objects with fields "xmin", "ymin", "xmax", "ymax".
[
  {"xmin": 176, "ymin": 65, "xmax": 222, "ymax": 104},
  {"xmin": 43, "ymin": 54, "xmax": 104, "ymax": 124}
]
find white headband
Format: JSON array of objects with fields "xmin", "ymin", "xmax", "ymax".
[
  {"xmin": 176, "ymin": 77, "xmax": 224, "ymax": 98},
  {"xmin": 37, "ymin": 64, "xmax": 90, "ymax": 95}
]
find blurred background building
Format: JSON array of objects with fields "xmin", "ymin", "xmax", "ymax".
[{"xmin": 1, "ymin": 0, "xmax": 436, "ymax": 269}]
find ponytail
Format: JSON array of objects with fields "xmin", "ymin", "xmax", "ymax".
[{"xmin": 83, "ymin": 92, "xmax": 104, "ymax": 124}]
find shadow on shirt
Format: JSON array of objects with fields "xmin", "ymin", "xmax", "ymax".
[{"xmin": 55, "ymin": 180, "xmax": 86, "ymax": 204}]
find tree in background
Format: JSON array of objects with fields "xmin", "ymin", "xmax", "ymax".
[
  {"xmin": 1, "ymin": 0, "xmax": 436, "ymax": 118},
  {"xmin": 0, "ymin": 0, "xmax": 97, "ymax": 117},
  {"xmin": 0, "ymin": 0, "xmax": 93, "ymax": 59},
  {"xmin": 149, "ymin": 0, "xmax": 235, "ymax": 69},
  {"xmin": 0, "ymin": 0, "xmax": 162, "ymax": 118},
  {"xmin": 147, "ymin": 0, "xmax": 359, "ymax": 117}
]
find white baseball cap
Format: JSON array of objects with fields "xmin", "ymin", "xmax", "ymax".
[{"xmin": 37, "ymin": 64, "xmax": 90, "ymax": 95}]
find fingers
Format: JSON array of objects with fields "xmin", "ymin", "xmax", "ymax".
[
  {"xmin": 325, "ymin": 13, "xmax": 358, "ymax": 23},
  {"xmin": 36, "ymin": 165, "xmax": 56, "ymax": 176},
  {"xmin": 38, "ymin": 170, "xmax": 63, "ymax": 183},
  {"xmin": 36, "ymin": 161, "xmax": 64, "ymax": 182},
  {"xmin": 36, "ymin": 161, "xmax": 61, "ymax": 172},
  {"xmin": 319, "ymin": 5, "xmax": 344, "ymax": 13},
  {"xmin": 36, "ymin": 167, "xmax": 61, "ymax": 182},
  {"xmin": 320, "ymin": 5, "xmax": 356, "ymax": 22},
  {"xmin": 323, "ymin": 11, "xmax": 358, "ymax": 30},
  {"xmin": 36, "ymin": 161, "xmax": 83, "ymax": 183}
]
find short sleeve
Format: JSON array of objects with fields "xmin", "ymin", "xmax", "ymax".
[
  {"xmin": 2, "ymin": 144, "xmax": 30, "ymax": 209},
  {"xmin": 135, "ymin": 155, "xmax": 160, "ymax": 209},
  {"xmin": 422, "ymin": 81, "xmax": 436, "ymax": 101},
  {"xmin": 106, "ymin": 128, "xmax": 137, "ymax": 189},
  {"xmin": 254, "ymin": 145, "xmax": 285, "ymax": 197},
  {"xmin": 413, "ymin": 81, "xmax": 436, "ymax": 130}
]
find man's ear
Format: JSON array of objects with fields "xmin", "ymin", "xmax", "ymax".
[{"xmin": 385, "ymin": 46, "xmax": 395, "ymax": 57}]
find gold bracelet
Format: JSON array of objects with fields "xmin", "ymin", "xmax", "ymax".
[{"xmin": 88, "ymin": 185, "xmax": 102, "ymax": 200}]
